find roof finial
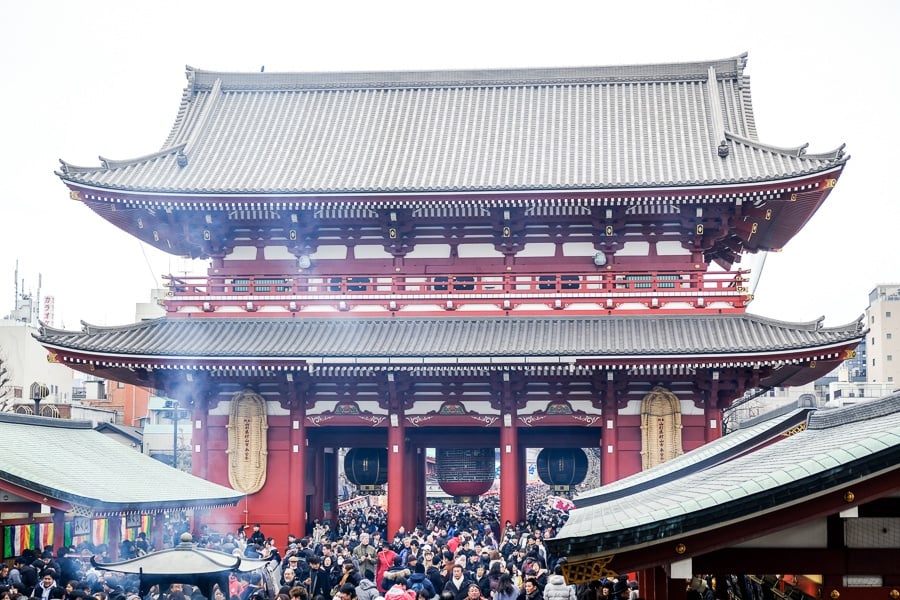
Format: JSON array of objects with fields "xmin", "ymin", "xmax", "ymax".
[
  {"xmin": 718, "ymin": 140, "xmax": 729, "ymax": 158},
  {"xmin": 176, "ymin": 150, "xmax": 188, "ymax": 168},
  {"xmin": 260, "ymin": 65, "xmax": 265, "ymax": 73}
]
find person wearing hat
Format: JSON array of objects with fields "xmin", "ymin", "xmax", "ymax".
[
  {"xmin": 610, "ymin": 578, "xmax": 630, "ymax": 600},
  {"xmin": 377, "ymin": 539, "xmax": 398, "ymax": 593},
  {"xmin": 287, "ymin": 553, "xmax": 309, "ymax": 581},
  {"xmin": 248, "ymin": 524, "xmax": 266, "ymax": 547}
]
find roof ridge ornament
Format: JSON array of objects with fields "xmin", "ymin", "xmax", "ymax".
[
  {"xmin": 707, "ymin": 67, "xmax": 728, "ymax": 158},
  {"xmin": 717, "ymin": 140, "xmax": 729, "ymax": 158}
]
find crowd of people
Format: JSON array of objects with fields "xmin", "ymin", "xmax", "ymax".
[{"xmin": 0, "ymin": 491, "xmax": 640, "ymax": 600}]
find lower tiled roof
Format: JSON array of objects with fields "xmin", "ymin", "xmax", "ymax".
[
  {"xmin": 574, "ymin": 407, "xmax": 812, "ymax": 506},
  {"xmin": 549, "ymin": 392, "xmax": 900, "ymax": 558},
  {"xmin": 36, "ymin": 313, "xmax": 863, "ymax": 365},
  {"xmin": 0, "ymin": 413, "xmax": 242, "ymax": 515}
]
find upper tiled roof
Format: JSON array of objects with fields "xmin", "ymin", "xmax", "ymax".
[
  {"xmin": 57, "ymin": 54, "xmax": 847, "ymax": 195},
  {"xmin": 36, "ymin": 313, "xmax": 863, "ymax": 366},
  {"xmin": 0, "ymin": 413, "xmax": 242, "ymax": 515},
  {"xmin": 550, "ymin": 392, "xmax": 900, "ymax": 557}
]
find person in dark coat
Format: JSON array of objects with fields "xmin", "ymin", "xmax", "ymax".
[
  {"xmin": 442, "ymin": 566, "xmax": 471, "ymax": 600},
  {"xmin": 305, "ymin": 556, "xmax": 331, "ymax": 599}
]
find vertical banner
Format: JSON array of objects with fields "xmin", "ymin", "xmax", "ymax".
[
  {"xmin": 3, "ymin": 523, "xmax": 54, "ymax": 558},
  {"xmin": 92, "ymin": 519, "xmax": 109, "ymax": 546},
  {"xmin": 4, "ymin": 521, "xmax": 74, "ymax": 557}
]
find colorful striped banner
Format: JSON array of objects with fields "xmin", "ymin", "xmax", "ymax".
[
  {"xmin": 92, "ymin": 519, "xmax": 109, "ymax": 546},
  {"xmin": 3, "ymin": 523, "xmax": 52, "ymax": 558}
]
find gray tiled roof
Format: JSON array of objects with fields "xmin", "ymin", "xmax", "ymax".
[
  {"xmin": 574, "ymin": 407, "xmax": 812, "ymax": 505},
  {"xmin": 550, "ymin": 393, "xmax": 900, "ymax": 557},
  {"xmin": 57, "ymin": 54, "xmax": 847, "ymax": 195},
  {"xmin": 36, "ymin": 313, "xmax": 863, "ymax": 364},
  {"xmin": 0, "ymin": 413, "xmax": 242, "ymax": 515}
]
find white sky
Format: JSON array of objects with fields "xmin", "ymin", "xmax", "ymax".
[{"xmin": 1, "ymin": 0, "xmax": 898, "ymax": 328}]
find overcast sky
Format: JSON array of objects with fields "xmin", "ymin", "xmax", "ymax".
[{"xmin": 1, "ymin": 1, "xmax": 898, "ymax": 328}]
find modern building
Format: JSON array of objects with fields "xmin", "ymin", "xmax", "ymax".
[
  {"xmin": 865, "ymin": 284, "xmax": 900, "ymax": 387},
  {"xmin": 0, "ymin": 319, "xmax": 76, "ymax": 413},
  {"xmin": 38, "ymin": 54, "xmax": 863, "ymax": 560}
]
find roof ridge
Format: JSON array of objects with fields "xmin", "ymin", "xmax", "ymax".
[
  {"xmin": 808, "ymin": 392, "xmax": 900, "ymax": 430},
  {"xmin": 185, "ymin": 54, "xmax": 750, "ymax": 92}
]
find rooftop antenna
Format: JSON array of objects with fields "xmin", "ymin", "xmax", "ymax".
[
  {"xmin": 34, "ymin": 273, "xmax": 42, "ymax": 325},
  {"xmin": 13, "ymin": 259, "xmax": 18, "ymax": 315}
]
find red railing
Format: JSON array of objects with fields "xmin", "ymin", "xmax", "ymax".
[{"xmin": 161, "ymin": 270, "xmax": 750, "ymax": 315}]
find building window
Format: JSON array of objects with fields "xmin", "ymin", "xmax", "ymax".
[
  {"xmin": 888, "ymin": 311, "xmax": 892, "ymax": 317},
  {"xmin": 889, "ymin": 333, "xmax": 894, "ymax": 340},
  {"xmin": 872, "ymin": 358, "xmax": 876, "ymax": 366},
  {"xmin": 872, "ymin": 336, "xmax": 876, "ymax": 345},
  {"xmin": 889, "ymin": 355, "xmax": 893, "ymax": 361}
]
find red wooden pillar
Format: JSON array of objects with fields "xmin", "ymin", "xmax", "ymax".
[
  {"xmin": 312, "ymin": 445, "xmax": 325, "ymax": 523},
  {"xmin": 322, "ymin": 448, "xmax": 338, "ymax": 522},
  {"xmin": 402, "ymin": 443, "xmax": 418, "ymax": 528},
  {"xmin": 664, "ymin": 566, "xmax": 684, "ymax": 600},
  {"xmin": 52, "ymin": 509, "xmax": 66, "ymax": 551},
  {"xmin": 387, "ymin": 413, "xmax": 407, "ymax": 537},
  {"xmin": 705, "ymin": 371, "xmax": 722, "ymax": 442},
  {"xmin": 602, "ymin": 373, "xmax": 618, "ymax": 484},
  {"xmin": 500, "ymin": 410, "xmax": 519, "ymax": 528},
  {"xmin": 150, "ymin": 513, "xmax": 166, "ymax": 551},
  {"xmin": 414, "ymin": 446, "xmax": 427, "ymax": 526},
  {"xmin": 107, "ymin": 516, "xmax": 121, "ymax": 560},
  {"xmin": 192, "ymin": 401, "xmax": 209, "ymax": 480},
  {"xmin": 288, "ymin": 402, "xmax": 307, "ymax": 538},
  {"xmin": 516, "ymin": 444, "xmax": 527, "ymax": 520}
]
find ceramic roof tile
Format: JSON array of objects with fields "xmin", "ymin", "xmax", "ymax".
[
  {"xmin": 576, "ymin": 407, "xmax": 812, "ymax": 503},
  {"xmin": 36, "ymin": 313, "xmax": 864, "ymax": 363},
  {"xmin": 0, "ymin": 413, "xmax": 243, "ymax": 515},
  {"xmin": 551, "ymin": 393, "xmax": 900, "ymax": 554},
  {"xmin": 58, "ymin": 55, "xmax": 848, "ymax": 195}
]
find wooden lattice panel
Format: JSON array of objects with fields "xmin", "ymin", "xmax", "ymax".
[{"xmin": 559, "ymin": 554, "xmax": 618, "ymax": 584}]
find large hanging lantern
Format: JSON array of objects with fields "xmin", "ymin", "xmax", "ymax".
[
  {"xmin": 344, "ymin": 448, "xmax": 388, "ymax": 494},
  {"xmin": 435, "ymin": 448, "xmax": 495, "ymax": 502},
  {"xmin": 536, "ymin": 448, "xmax": 588, "ymax": 494}
]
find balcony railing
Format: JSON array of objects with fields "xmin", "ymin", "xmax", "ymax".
[{"xmin": 161, "ymin": 269, "xmax": 750, "ymax": 316}]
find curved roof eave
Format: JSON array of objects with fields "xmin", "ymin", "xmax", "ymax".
[
  {"xmin": 57, "ymin": 144, "xmax": 186, "ymax": 177},
  {"xmin": 34, "ymin": 314, "xmax": 866, "ymax": 364},
  {"xmin": 55, "ymin": 162, "xmax": 847, "ymax": 198},
  {"xmin": 725, "ymin": 131, "xmax": 849, "ymax": 163}
]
